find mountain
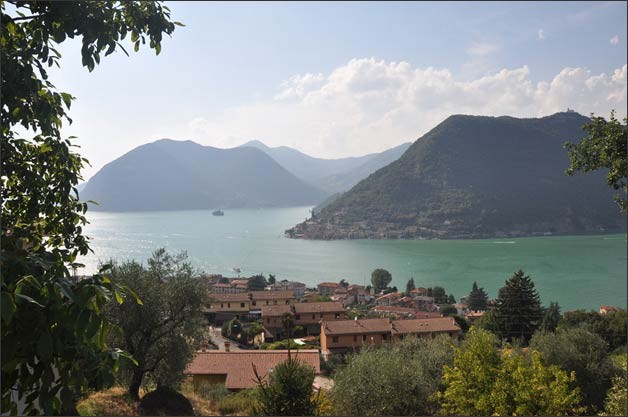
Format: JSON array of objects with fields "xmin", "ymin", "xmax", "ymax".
[
  {"xmin": 315, "ymin": 141, "xmax": 412, "ymax": 194},
  {"xmin": 240, "ymin": 140, "xmax": 412, "ymax": 195},
  {"xmin": 286, "ymin": 112, "xmax": 626, "ymax": 240},
  {"xmin": 81, "ymin": 139, "xmax": 326, "ymax": 211},
  {"xmin": 240, "ymin": 140, "xmax": 378, "ymax": 182}
]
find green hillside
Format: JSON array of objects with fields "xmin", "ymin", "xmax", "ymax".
[{"xmin": 286, "ymin": 112, "xmax": 626, "ymax": 239}]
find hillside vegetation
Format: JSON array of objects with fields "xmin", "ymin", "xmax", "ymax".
[{"xmin": 287, "ymin": 112, "xmax": 626, "ymax": 239}]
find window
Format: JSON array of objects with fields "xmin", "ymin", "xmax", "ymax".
[
  {"xmin": 295, "ymin": 315, "xmax": 301, "ymax": 320},
  {"xmin": 382, "ymin": 334, "xmax": 388, "ymax": 340},
  {"xmin": 285, "ymin": 300, "xmax": 290, "ymax": 304},
  {"xmin": 353, "ymin": 335, "xmax": 357, "ymax": 342},
  {"xmin": 335, "ymin": 313, "xmax": 340, "ymax": 319},
  {"xmin": 252, "ymin": 301, "xmax": 257, "ymax": 306},
  {"xmin": 320, "ymin": 314, "xmax": 323, "ymax": 319},
  {"xmin": 266, "ymin": 300, "xmax": 269, "ymax": 305},
  {"xmin": 273, "ymin": 300, "xmax": 277, "ymax": 305},
  {"xmin": 220, "ymin": 303, "xmax": 224, "ymax": 308},
  {"xmin": 332, "ymin": 336, "xmax": 339, "ymax": 343},
  {"xmin": 312, "ymin": 314, "xmax": 316, "ymax": 320},
  {"xmin": 266, "ymin": 318, "xmax": 270, "ymax": 323},
  {"xmin": 362, "ymin": 335, "xmax": 367, "ymax": 341},
  {"xmin": 208, "ymin": 304, "xmax": 212, "ymax": 309},
  {"xmin": 240, "ymin": 303, "xmax": 245, "ymax": 308},
  {"xmin": 227, "ymin": 303, "xmax": 231, "ymax": 308}
]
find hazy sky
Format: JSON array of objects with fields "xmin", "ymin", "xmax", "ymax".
[{"xmin": 42, "ymin": 1, "xmax": 627, "ymax": 180}]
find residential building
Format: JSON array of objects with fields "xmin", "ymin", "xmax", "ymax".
[
  {"xmin": 320, "ymin": 318, "xmax": 391, "ymax": 354},
  {"xmin": 185, "ymin": 349, "xmax": 320, "ymax": 391},
  {"xmin": 317, "ymin": 282, "xmax": 341, "ymax": 296},
  {"xmin": 205, "ymin": 291, "xmax": 295, "ymax": 325},
  {"xmin": 262, "ymin": 301, "xmax": 345, "ymax": 338},
  {"xmin": 410, "ymin": 287, "xmax": 429, "ymax": 297},
  {"xmin": 413, "ymin": 295, "xmax": 435, "ymax": 312},
  {"xmin": 375, "ymin": 292, "xmax": 403, "ymax": 306},
  {"xmin": 320, "ymin": 317, "xmax": 460, "ymax": 355},
  {"xmin": 371, "ymin": 306, "xmax": 417, "ymax": 318},
  {"xmin": 600, "ymin": 305, "xmax": 620, "ymax": 315},
  {"xmin": 390, "ymin": 317, "xmax": 461, "ymax": 341},
  {"xmin": 267, "ymin": 280, "xmax": 307, "ymax": 298}
]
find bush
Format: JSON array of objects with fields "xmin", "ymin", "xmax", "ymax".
[
  {"xmin": 197, "ymin": 383, "xmax": 230, "ymax": 403},
  {"xmin": 138, "ymin": 387, "xmax": 194, "ymax": 416},
  {"xmin": 218, "ymin": 389, "xmax": 259, "ymax": 415}
]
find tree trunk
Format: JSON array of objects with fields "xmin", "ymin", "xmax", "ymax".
[{"xmin": 128, "ymin": 369, "xmax": 144, "ymax": 402}]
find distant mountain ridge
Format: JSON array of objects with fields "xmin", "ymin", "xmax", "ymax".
[
  {"xmin": 240, "ymin": 140, "xmax": 411, "ymax": 194},
  {"xmin": 81, "ymin": 139, "xmax": 326, "ymax": 211},
  {"xmin": 287, "ymin": 112, "xmax": 626, "ymax": 239}
]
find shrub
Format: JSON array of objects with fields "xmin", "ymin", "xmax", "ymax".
[
  {"xmin": 197, "ymin": 383, "xmax": 230, "ymax": 403},
  {"xmin": 138, "ymin": 386, "xmax": 194, "ymax": 416},
  {"xmin": 218, "ymin": 389, "xmax": 259, "ymax": 415}
]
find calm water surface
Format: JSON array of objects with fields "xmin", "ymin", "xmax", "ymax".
[{"xmin": 80, "ymin": 207, "xmax": 627, "ymax": 311}]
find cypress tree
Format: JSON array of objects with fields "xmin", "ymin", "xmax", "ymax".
[{"xmin": 406, "ymin": 277, "xmax": 416, "ymax": 294}]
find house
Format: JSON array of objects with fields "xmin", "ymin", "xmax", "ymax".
[
  {"xmin": 320, "ymin": 317, "xmax": 460, "ymax": 355},
  {"xmin": 410, "ymin": 287, "xmax": 428, "ymax": 297},
  {"xmin": 413, "ymin": 295, "xmax": 435, "ymax": 312},
  {"xmin": 371, "ymin": 306, "xmax": 417, "ymax": 318},
  {"xmin": 391, "ymin": 317, "xmax": 461, "ymax": 341},
  {"xmin": 347, "ymin": 285, "xmax": 373, "ymax": 304},
  {"xmin": 375, "ymin": 292, "xmax": 403, "ymax": 306},
  {"xmin": 205, "ymin": 291, "xmax": 295, "ymax": 325},
  {"xmin": 317, "ymin": 282, "xmax": 341, "ymax": 296},
  {"xmin": 185, "ymin": 349, "xmax": 321, "ymax": 391},
  {"xmin": 320, "ymin": 318, "xmax": 391, "ymax": 354},
  {"xmin": 267, "ymin": 281, "xmax": 307, "ymax": 298},
  {"xmin": 465, "ymin": 310, "xmax": 485, "ymax": 322},
  {"xmin": 262, "ymin": 302, "xmax": 345, "ymax": 338},
  {"xmin": 599, "ymin": 305, "xmax": 620, "ymax": 315},
  {"xmin": 293, "ymin": 302, "xmax": 344, "ymax": 334}
]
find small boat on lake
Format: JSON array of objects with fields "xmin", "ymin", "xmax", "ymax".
[{"xmin": 212, "ymin": 209, "xmax": 224, "ymax": 216}]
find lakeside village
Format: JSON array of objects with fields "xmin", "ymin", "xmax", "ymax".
[{"xmin": 186, "ymin": 273, "xmax": 622, "ymax": 392}]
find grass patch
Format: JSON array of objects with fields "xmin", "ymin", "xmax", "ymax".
[
  {"xmin": 218, "ymin": 389, "xmax": 259, "ymax": 416},
  {"xmin": 77, "ymin": 386, "xmax": 140, "ymax": 416}
]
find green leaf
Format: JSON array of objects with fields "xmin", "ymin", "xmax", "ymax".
[
  {"xmin": 36, "ymin": 332, "xmax": 53, "ymax": 361},
  {"xmin": 134, "ymin": 41, "xmax": 140, "ymax": 52},
  {"xmin": 60, "ymin": 92, "xmax": 73, "ymax": 108},
  {"xmin": 14, "ymin": 293, "xmax": 44, "ymax": 307},
  {"xmin": 1, "ymin": 292, "xmax": 16, "ymax": 324},
  {"xmin": 114, "ymin": 290, "xmax": 123, "ymax": 304},
  {"xmin": 174, "ymin": 21, "xmax": 185, "ymax": 27},
  {"xmin": 155, "ymin": 43, "xmax": 161, "ymax": 56}
]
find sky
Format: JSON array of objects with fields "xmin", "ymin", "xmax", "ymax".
[{"xmin": 37, "ymin": 1, "xmax": 628, "ymax": 181}]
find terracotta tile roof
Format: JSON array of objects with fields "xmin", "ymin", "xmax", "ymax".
[
  {"xmin": 209, "ymin": 293, "xmax": 250, "ymax": 302},
  {"xmin": 413, "ymin": 296, "xmax": 435, "ymax": 301},
  {"xmin": 413, "ymin": 312, "xmax": 443, "ymax": 319},
  {"xmin": 391, "ymin": 317, "xmax": 460, "ymax": 335},
  {"xmin": 231, "ymin": 279, "xmax": 249, "ymax": 285},
  {"xmin": 185, "ymin": 350, "xmax": 320, "ymax": 390},
  {"xmin": 372, "ymin": 306, "xmax": 416, "ymax": 314},
  {"xmin": 260, "ymin": 305, "xmax": 292, "ymax": 317},
  {"xmin": 376, "ymin": 292, "xmax": 403, "ymax": 300},
  {"xmin": 250, "ymin": 290, "xmax": 294, "ymax": 300},
  {"xmin": 318, "ymin": 282, "xmax": 341, "ymax": 288},
  {"xmin": 294, "ymin": 302, "xmax": 345, "ymax": 314},
  {"xmin": 323, "ymin": 318, "xmax": 391, "ymax": 335}
]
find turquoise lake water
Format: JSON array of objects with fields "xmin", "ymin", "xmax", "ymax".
[{"xmin": 79, "ymin": 207, "xmax": 627, "ymax": 311}]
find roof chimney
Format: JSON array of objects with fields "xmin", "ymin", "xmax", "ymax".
[
  {"xmin": 224, "ymin": 341, "xmax": 231, "ymax": 352},
  {"xmin": 200, "ymin": 340, "xmax": 209, "ymax": 352}
]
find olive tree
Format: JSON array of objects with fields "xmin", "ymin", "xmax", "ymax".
[
  {"xmin": 105, "ymin": 249, "xmax": 209, "ymax": 401},
  {"xmin": 1, "ymin": 2, "xmax": 181, "ymax": 414}
]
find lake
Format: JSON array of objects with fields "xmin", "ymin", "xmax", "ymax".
[{"xmin": 79, "ymin": 207, "xmax": 627, "ymax": 311}]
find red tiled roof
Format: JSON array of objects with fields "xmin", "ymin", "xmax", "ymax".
[
  {"xmin": 209, "ymin": 293, "xmax": 250, "ymax": 302},
  {"xmin": 294, "ymin": 302, "xmax": 345, "ymax": 314},
  {"xmin": 391, "ymin": 317, "xmax": 460, "ymax": 335},
  {"xmin": 251, "ymin": 290, "xmax": 294, "ymax": 300},
  {"xmin": 323, "ymin": 318, "xmax": 390, "ymax": 335},
  {"xmin": 372, "ymin": 306, "xmax": 416, "ymax": 314},
  {"xmin": 260, "ymin": 305, "xmax": 292, "ymax": 317},
  {"xmin": 318, "ymin": 282, "xmax": 341, "ymax": 288},
  {"xmin": 376, "ymin": 292, "xmax": 402, "ymax": 300},
  {"xmin": 185, "ymin": 350, "xmax": 320, "ymax": 389}
]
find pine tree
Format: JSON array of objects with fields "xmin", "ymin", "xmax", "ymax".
[
  {"xmin": 406, "ymin": 277, "xmax": 416, "ymax": 294},
  {"xmin": 493, "ymin": 270, "xmax": 542, "ymax": 343},
  {"xmin": 447, "ymin": 294, "xmax": 457, "ymax": 304},
  {"xmin": 467, "ymin": 281, "xmax": 489, "ymax": 311}
]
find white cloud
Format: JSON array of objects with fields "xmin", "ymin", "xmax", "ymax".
[
  {"xmin": 466, "ymin": 41, "xmax": 500, "ymax": 57},
  {"xmin": 537, "ymin": 29, "xmax": 545, "ymax": 40},
  {"xmin": 610, "ymin": 35, "xmax": 620, "ymax": 45},
  {"xmin": 187, "ymin": 58, "xmax": 628, "ymax": 159}
]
